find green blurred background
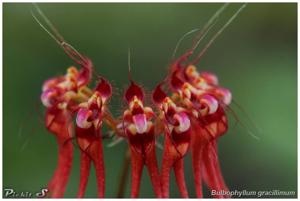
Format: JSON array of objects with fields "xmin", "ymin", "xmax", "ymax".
[{"xmin": 3, "ymin": 3, "xmax": 297, "ymax": 198}]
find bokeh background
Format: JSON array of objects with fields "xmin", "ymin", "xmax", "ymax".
[{"xmin": 3, "ymin": 3, "xmax": 297, "ymax": 198}]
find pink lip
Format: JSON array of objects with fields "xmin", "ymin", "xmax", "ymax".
[
  {"xmin": 76, "ymin": 108, "xmax": 92, "ymax": 129},
  {"xmin": 132, "ymin": 114, "xmax": 148, "ymax": 134},
  {"xmin": 174, "ymin": 112, "xmax": 191, "ymax": 133}
]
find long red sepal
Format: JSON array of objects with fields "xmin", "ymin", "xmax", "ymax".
[
  {"xmin": 190, "ymin": 122, "xmax": 206, "ymax": 198},
  {"xmin": 201, "ymin": 140, "xmax": 230, "ymax": 198},
  {"xmin": 91, "ymin": 139, "xmax": 105, "ymax": 198},
  {"xmin": 76, "ymin": 126, "xmax": 105, "ymax": 198},
  {"xmin": 45, "ymin": 109, "xmax": 73, "ymax": 198},
  {"xmin": 173, "ymin": 158, "xmax": 189, "ymax": 198},
  {"xmin": 161, "ymin": 134, "xmax": 189, "ymax": 198},
  {"xmin": 161, "ymin": 143, "xmax": 173, "ymax": 198},
  {"xmin": 48, "ymin": 138, "xmax": 73, "ymax": 198},
  {"xmin": 145, "ymin": 146, "xmax": 162, "ymax": 198},
  {"xmin": 77, "ymin": 150, "xmax": 91, "ymax": 198},
  {"xmin": 129, "ymin": 147, "xmax": 144, "ymax": 198},
  {"xmin": 191, "ymin": 142, "xmax": 203, "ymax": 198}
]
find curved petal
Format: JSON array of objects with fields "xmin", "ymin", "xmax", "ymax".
[
  {"xmin": 152, "ymin": 83, "xmax": 167, "ymax": 105},
  {"xmin": 201, "ymin": 71, "xmax": 219, "ymax": 85},
  {"xmin": 125, "ymin": 81, "xmax": 144, "ymax": 103},
  {"xmin": 95, "ymin": 78, "xmax": 112, "ymax": 101}
]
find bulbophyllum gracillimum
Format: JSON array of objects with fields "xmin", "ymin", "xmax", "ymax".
[
  {"xmin": 75, "ymin": 78, "xmax": 112, "ymax": 198},
  {"xmin": 41, "ymin": 54, "xmax": 92, "ymax": 197},
  {"xmin": 35, "ymin": 3, "xmax": 247, "ymax": 198},
  {"xmin": 152, "ymin": 84, "xmax": 191, "ymax": 198},
  {"xmin": 168, "ymin": 67, "xmax": 231, "ymax": 198},
  {"xmin": 122, "ymin": 81, "xmax": 162, "ymax": 198}
]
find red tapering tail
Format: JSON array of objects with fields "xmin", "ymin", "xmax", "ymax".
[
  {"xmin": 191, "ymin": 125, "xmax": 204, "ymax": 198},
  {"xmin": 129, "ymin": 148, "xmax": 144, "ymax": 198},
  {"xmin": 77, "ymin": 150, "xmax": 91, "ymax": 198},
  {"xmin": 92, "ymin": 140, "xmax": 105, "ymax": 198},
  {"xmin": 191, "ymin": 142, "xmax": 203, "ymax": 198},
  {"xmin": 202, "ymin": 140, "xmax": 230, "ymax": 198},
  {"xmin": 48, "ymin": 138, "xmax": 73, "ymax": 198},
  {"xmin": 161, "ymin": 141, "xmax": 173, "ymax": 198},
  {"xmin": 161, "ymin": 134, "xmax": 189, "ymax": 198},
  {"xmin": 173, "ymin": 158, "xmax": 189, "ymax": 198},
  {"xmin": 145, "ymin": 147, "xmax": 162, "ymax": 198}
]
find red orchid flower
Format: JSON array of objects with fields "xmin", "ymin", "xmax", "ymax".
[
  {"xmin": 183, "ymin": 65, "xmax": 231, "ymax": 198},
  {"xmin": 152, "ymin": 84, "xmax": 191, "ymax": 198},
  {"xmin": 75, "ymin": 78, "xmax": 112, "ymax": 198},
  {"xmin": 123, "ymin": 81, "xmax": 162, "ymax": 198},
  {"xmin": 35, "ymin": 5, "xmax": 115, "ymax": 197},
  {"xmin": 43, "ymin": 106, "xmax": 73, "ymax": 198},
  {"xmin": 41, "ymin": 60, "xmax": 92, "ymax": 198},
  {"xmin": 161, "ymin": 4, "xmax": 244, "ymax": 195},
  {"xmin": 169, "ymin": 61, "xmax": 231, "ymax": 198},
  {"xmin": 35, "ymin": 3, "xmax": 246, "ymax": 198}
]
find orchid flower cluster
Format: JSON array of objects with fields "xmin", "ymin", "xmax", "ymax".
[
  {"xmin": 36, "ymin": 3, "xmax": 246, "ymax": 198},
  {"xmin": 41, "ymin": 51, "xmax": 231, "ymax": 198}
]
